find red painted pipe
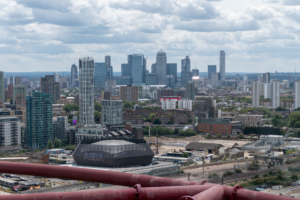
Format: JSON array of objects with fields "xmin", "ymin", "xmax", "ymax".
[
  {"xmin": 178, "ymin": 185, "xmax": 225, "ymax": 200},
  {"xmin": 0, "ymin": 185, "xmax": 212, "ymax": 200},
  {"xmin": 0, "ymin": 161, "xmax": 198, "ymax": 187},
  {"xmin": 220, "ymin": 184, "xmax": 295, "ymax": 200}
]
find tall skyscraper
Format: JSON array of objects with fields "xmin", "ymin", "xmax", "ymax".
[
  {"xmin": 132, "ymin": 54, "xmax": 144, "ymax": 86},
  {"xmin": 294, "ymin": 80, "xmax": 300, "ymax": 109},
  {"xmin": 181, "ymin": 56, "xmax": 191, "ymax": 87},
  {"xmin": 41, "ymin": 75, "xmax": 60, "ymax": 103},
  {"xmin": 263, "ymin": 83, "xmax": 271, "ymax": 99},
  {"xmin": 252, "ymin": 80, "xmax": 260, "ymax": 107},
  {"xmin": 208, "ymin": 65, "xmax": 217, "ymax": 79},
  {"xmin": 121, "ymin": 63, "xmax": 132, "ymax": 77},
  {"xmin": 79, "ymin": 57, "xmax": 95, "ymax": 125},
  {"xmin": 71, "ymin": 64, "xmax": 78, "ymax": 87},
  {"xmin": 219, "ymin": 51, "xmax": 225, "ymax": 81},
  {"xmin": 146, "ymin": 73, "xmax": 158, "ymax": 85},
  {"xmin": 192, "ymin": 69, "xmax": 199, "ymax": 77},
  {"xmin": 94, "ymin": 62, "xmax": 107, "ymax": 87},
  {"xmin": 9, "ymin": 76, "xmax": 15, "ymax": 85},
  {"xmin": 156, "ymin": 49, "xmax": 167, "ymax": 85},
  {"xmin": 143, "ymin": 57, "xmax": 147, "ymax": 84},
  {"xmin": 151, "ymin": 64, "xmax": 156, "ymax": 74},
  {"xmin": 167, "ymin": 63, "xmax": 177, "ymax": 83},
  {"xmin": 105, "ymin": 55, "xmax": 111, "ymax": 80},
  {"xmin": 271, "ymin": 80, "xmax": 280, "ymax": 108},
  {"xmin": 263, "ymin": 73, "xmax": 270, "ymax": 83},
  {"xmin": 0, "ymin": 72, "xmax": 4, "ymax": 104},
  {"xmin": 26, "ymin": 92, "xmax": 53, "ymax": 148},
  {"xmin": 186, "ymin": 81, "xmax": 195, "ymax": 100},
  {"xmin": 165, "ymin": 75, "xmax": 175, "ymax": 88}
]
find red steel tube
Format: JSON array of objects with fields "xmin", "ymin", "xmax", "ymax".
[
  {"xmin": 178, "ymin": 185, "xmax": 224, "ymax": 200},
  {"xmin": 0, "ymin": 185, "xmax": 213, "ymax": 200},
  {"xmin": 0, "ymin": 161, "xmax": 198, "ymax": 187},
  {"xmin": 220, "ymin": 184, "xmax": 295, "ymax": 200}
]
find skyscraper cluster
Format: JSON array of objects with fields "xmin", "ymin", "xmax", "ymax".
[{"xmin": 207, "ymin": 51, "xmax": 226, "ymax": 87}]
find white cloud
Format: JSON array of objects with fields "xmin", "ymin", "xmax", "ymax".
[{"xmin": 0, "ymin": 0, "xmax": 299, "ymax": 72}]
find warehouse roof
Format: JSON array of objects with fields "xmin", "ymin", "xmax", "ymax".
[{"xmin": 186, "ymin": 142, "xmax": 223, "ymax": 150}]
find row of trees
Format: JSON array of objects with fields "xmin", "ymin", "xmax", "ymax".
[
  {"xmin": 142, "ymin": 126, "xmax": 196, "ymax": 137},
  {"xmin": 48, "ymin": 138, "xmax": 76, "ymax": 150},
  {"xmin": 243, "ymin": 127, "xmax": 281, "ymax": 135}
]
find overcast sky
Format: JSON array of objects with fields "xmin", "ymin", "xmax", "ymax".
[{"xmin": 0, "ymin": 0, "xmax": 300, "ymax": 73}]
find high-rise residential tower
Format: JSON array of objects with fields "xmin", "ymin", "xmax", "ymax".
[
  {"xmin": 294, "ymin": 80, "xmax": 300, "ymax": 109},
  {"xmin": 0, "ymin": 72, "xmax": 4, "ymax": 104},
  {"xmin": 79, "ymin": 57, "xmax": 95, "ymax": 125},
  {"xmin": 252, "ymin": 80, "xmax": 260, "ymax": 107},
  {"xmin": 105, "ymin": 55, "xmax": 111, "ymax": 80},
  {"xmin": 26, "ymin": 92, "xmax": 53, "ymax": 148},
  {"xmin": 271, "ymin": 80, "xmax": 280, "ymax": 108},
  {"xmin": 132, "ymin": 54, "xmax": 144, "ymax": 86},
  {"xmin": 263, "ymin": 73, "xmax": 270, "ymax": 83},
  {"xmin": 219, "ymin": 51, "xmax": 225, "ymax": 81},
  {"xmin": 156, "ymin": 49, "xmax": 167, "ymax": 85},
  {"xmin": 41, "ymin": 75, "xmax": 60, "ymax": 103},
  {"xmin": 186, "ymin": 81, "xmax": 195, "ymax": 100},
  {"xmin": 71, "ymin": 64, "xmax": 78, "ymax": 87}
]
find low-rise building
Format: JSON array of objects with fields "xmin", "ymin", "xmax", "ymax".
[
  {"xmin": 161, "ymin": 100, "xmax": 176, "ymax": 110},
  {"xmin": 186, "ymin": 142, "xmax": 224, "ymax": 155},
  {"xmin": 236, "ymin": 114, "xmax": 263, "ymax": 127},
  {"xmin": 123, "ymin": 116, "xmax": 144, "ymax": 125},
  {"xmin": 198, "ymin": 118, "xmax": 242, "ymax": 135}
]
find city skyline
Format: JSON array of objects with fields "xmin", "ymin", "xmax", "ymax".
[{"xmin": 0, "ymin": 0, "xmax": 300, "ymax": 73}]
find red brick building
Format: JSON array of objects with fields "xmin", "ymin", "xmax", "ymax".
[{"xmin": 198, "ymin": 118, "xmax": 242, "ymax": 135}]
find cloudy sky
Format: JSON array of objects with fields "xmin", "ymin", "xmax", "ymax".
[{"xmin": 0, "ymin": 0, "xmax": 300, "ymax": 73}]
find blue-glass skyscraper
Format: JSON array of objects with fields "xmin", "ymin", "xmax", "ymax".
[
  {"xmin": 208, "ymin": 65, "xmax": 217, "ymax": 79},
  {"xmin": 26, "ymin": 92, "xmax": 53, "ymax": 148},
  {"xmin": 167, "ymin": 63, "xmax": 177, "ymax": 83},
  {"xmin": 132, "ymin": 54, "xmax": 144, "ymax": 86},
  {"xmin": 94, "ymin": 62, "xmax": 107, "ymax": 87},
  {"xmin": 121, "ymin": 64, "xmax": 132, "ymax": 76}
]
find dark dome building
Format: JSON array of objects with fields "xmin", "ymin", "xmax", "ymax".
[{"xmin": 73, "ymin": 139, "xmax": 154, "ymax": 168}]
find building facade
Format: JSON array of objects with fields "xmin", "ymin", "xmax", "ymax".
[
  {"xmin": 178, "ymin": 99, "xmax": 192, "ymax": 111},
  {"xmin": 161, "ymin": 100, "xmax": 176, "ymax": 110},
  {"xmin": 94, "ymin": 62, "xmax": 106, "ymax": 87},
  {"xmin": 101, "ymin": 100, "xmax": 123, "ymax": 126},
  {"xmin": 115, "ymin": 76, "xmax": 132, "ymax": 85},
  {"xmin": 53, "ymin": 117, "xmax": 65, "ymax": 140},
  {"xmin": 120, "ymin": 85, "xmax": 138, "ymax": 103},
  {"xmin": 0, "ymin": 117, "xmax": 21, "ymax": 149},
  {"xmin": 26, "ymin": 92, "xmax": 53, "ymax": 148},
  {"xmin": 271, "ymin": 80, "xmax": 280, "ymax": 108},
  {"xmin": 79, "ymin": 57, "xmax": 95, "ymax": 125},
  {"xmin": 165, "ymin": 75, "xmax": 175, "ymax": 88},
  {"xmin": 121, "ymin": 63, "xmax": 132, "ymax": 77},
  {"xmin": 252, "ymin": 80, "xmax": 260, "ymax": 107},
  {"xmin": 186, "ymin": 81, "xmax": 195, "ymax": 100},
  {"xmin": 181, "ymin": 56, "xmax": 191, "ymax": 87},
  {"xmin": 156, "ymin": 49, "xmax": 167, "ymax": 85},
  {"xmin": 219, "ymin": 51, "xmax": 225, "ymax": 81},
  {"xmin": 294, "ymin": 80, "xmax": 300, "ymax": 109},
  {"xmin": 13, "ymin": 85, "xmax": 27, "ymax": 106},
  {"xmin": 0, "ymin": 71, "xmax": 4, "ymax": 104},
  {"xmin": 132, "ymin": 54, "xmax": 144, "ymax": 86},
  {"xmin": 71, "ymin": 64, "xmax": 78, "ymax": 87},
  {"xmin": 236, "ymin": 114, "xmax": 263, "ymax": 127},
  {"xmin": 263, "ymin": 83, "xmax": 271, "ymax": 99},
  {"xmin": 167, "ymin": 63, "xmax": 177, "ymax": 83},
  {"xmin": 40, "ymin": 75, "xmax": 60, "ymax": 103},
  {"xmin": 146, "ymin": 73, "xmax": 158, "ymax": 85},
  {"xmin": 194, "ymin": 96, "xmax": 218, "ymax": 119},
  {"xmin": 198, "ymin": 118, "xmax": 242, "ymax": 135},
  {"xmin": 208, "ymin": 65, "xmax": 216, "ymax": 79}
]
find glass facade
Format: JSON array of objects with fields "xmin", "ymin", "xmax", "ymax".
[
  {"xmin": 167, "ymin": 63, "xmax": 177, "ymax": 83},
  {"xmin": 95, "ymin": 62, "xmax": 106, "ymax": 87},
  {"xmin": 146, "ymin": 73, "xmax": 158, "ymax": 85},
  {"xmin": 208, "ymin": 65, "xmax": 217, "ymax": 79},
  {"xmin": 156, "ymin": 50, "xmax": 167, "ymax": 85},
  {"xmin": 26, "ymin": 92, "xmax": 53, "ymax": 148},
  {"xmin": 13, "ymin": 85, "xmax": 27, "ymax": 106},
  {"xmin": 121, "ymin": 64, "xmax": 132, "ymax": 77},
  {"xmin": 219, "ymin": 51, "xmax": 225, "ymax": 81},
  {"xmin": 132, "ymin": 54, "xmax": 144, "ymax": 86},
  {"xmin": 0, "ymin": 72, "xmax": 4, "ymax": 103},
  {"xmin": 115, "ymin": 76, "xmax": 132, "ymax": 85}
]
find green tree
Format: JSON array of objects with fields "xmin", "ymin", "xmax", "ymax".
[
  {"xmin": 288, "ymin": 112, "xmax": 300, "ymax": 127},
  {"xmin": 63, "ymin": 105, "xmax": 71, "ymax": 113},
  {"xmin": 182, "ymin": 152, "xmax": 189, "ymax": 158},
  {"xmin": 54, "ymin": 138, "xmax": 61, "ymax": 148},
  {"xmin": 94, "ymin": 111, "xmax": 101, "ymax": 124},
  {"xmin": 48, "ymin": 140, "xmax": 53, "ymax": 149},
  {"xmin": 216, "ymin": 134, "xmax": 222, "ymax": 138},
  {"xmin": 207, "ymin": 134, "xmax": 212, "ymax": 139},
  {"xmin": 275, "ymin": 107, "xmax": 288, "ymax": 111},
  {"xmin": 153, "ymin": 118, "xmax": 162, "ymax": 124},
  {"xmin": 68, "ymin": 114, "xmax": 73, "ymax": 120},
  {"xmin": 294, "ymin": 121, "xmax": 300, "ymax": 128},
  {"xmin": 237, "ymin": 133, "xmax": 245, "ymax": 139},
  {"xmin": 123, "ymin": 101, "xmax": 133, "ymax": 110},
  {"xmin": 291, "ymin": 174, "xmax": 298, "ymax": 181},
  {"xmin": 62, "ymin": 139, "xmax": 68, "ymax": 147},
  {"xmin": 94, "ymin": 102, "xmax": 101, "ymax": 112}
]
